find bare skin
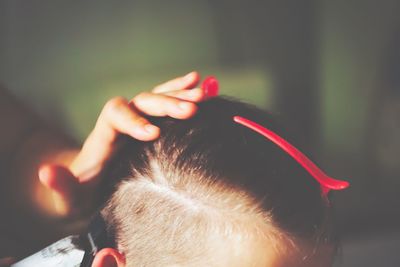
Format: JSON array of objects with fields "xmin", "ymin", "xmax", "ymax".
[
  {"xmin": 90, "ymin": 226, "xmax": 334, "ymax": 267},
  {"xmin": 0, "ymin": 72, "xmax": 334, "ymax": 266},
  {"xmin": 37, "ymin": 71, "xmax": 204, "ymax": 216},
  {"xmin": 0, "ymin": 72, "xmax": 203, "ymax": 264},
  {"xmin": 39, "ymin": 71, "xmax": 334, "ymax": 267}
]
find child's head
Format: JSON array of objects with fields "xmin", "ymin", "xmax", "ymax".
[{"xmin": 99, "ymin": 97, "xmax": 335, "ymax": 267}]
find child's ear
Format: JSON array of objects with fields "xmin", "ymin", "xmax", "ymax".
[{"xmin": 91, "ymin": 248, "xmax": 126, "ymax": 267}]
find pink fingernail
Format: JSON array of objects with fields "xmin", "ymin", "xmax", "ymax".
[
  {"xmin": 184, "ymin": 72, "xmax": 195, "ymax": 82},
  {"xmin": 144, "ymin": 124, "xmax": 158, "ymax": 134},
  {"xmin": 178, "ymin": 102, "xmax": 192, "ymax": 110}
]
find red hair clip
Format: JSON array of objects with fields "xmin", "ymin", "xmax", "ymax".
[
  {"xmin": 200, "ymin": 75, "xmax": 347, "ymax": 196},
  {"xmin": 233, "ymin": 116, "xmax": 350, "ymax": 196},
  {"xmin": 201, "ymin": 76, "xmax": 219, "ymax": 99}
]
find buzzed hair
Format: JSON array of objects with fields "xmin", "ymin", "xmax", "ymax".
[{"xmin": 99, "ymin": 97, "xmax": 331, "ymax": 266}]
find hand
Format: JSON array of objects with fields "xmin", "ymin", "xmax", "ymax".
[{"xmin": 38, "ymin": 72, "xmax": 203, "ymax": 216}]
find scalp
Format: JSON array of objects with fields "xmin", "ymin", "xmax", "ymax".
[
  {"xmin": 102, "ymin": 157, "xmax": 289, "ymax": 266},
  {"xmin": 100, "ymin": 97, "xmax": 330, "ymax": 266}
]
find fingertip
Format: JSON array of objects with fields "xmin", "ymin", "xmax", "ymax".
[
  {"xmin": 129, "ymin": 124, "xmax": 160, "ymax": 141},
  {"xmin": 185, "ymin": 103, "xmax": 198, "ymax": 118},
  {"xmin": 184, "ymin": 71, "xmax": 198, "ymax": 80},
  {"xmin": 183, "ymin": 71, "xmax": 200, "ymax": 88},
  {"xmin": 39, "ymin": 170, "xmax": 60, "ymax": 190},
  {"xmin": 175, "ymin": 101, "xmax": 198, "ymax": 119},
  {"xmin": 144, "ymin": 124, "xmax": 160, "ymax": 135},
  {"xmin": 38, "ymin": 164, "xmax": 54, "ymax": 185},
  {"xmin": 188, "ymin": 87, "xmax": 205, "ymax": 101},
  {"xmin": 190, "ymin": 71, "xmax": 200, "ymax": 81},
  {"xmin": 39, "ymin": 165, "xmax": 78, "ymax": 192},
  {"xmin": 37, "ymin": 165, "xmax": 77, "ymax": 216},
  {"xmin": 178, "ymin": 101, "xmax": 194, "ymax": 110}
]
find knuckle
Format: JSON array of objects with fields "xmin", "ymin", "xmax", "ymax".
[{"xmin": 104, "ymin": 96, "xmax": 126, "ymax": 114}]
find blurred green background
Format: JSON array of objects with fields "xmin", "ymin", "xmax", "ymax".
[{"xmin": 1, "ymin": 0, "xmax": 400, "ymax": 266}]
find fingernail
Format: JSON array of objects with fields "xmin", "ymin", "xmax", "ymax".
[
  {"xmin": 184, "ymin": 72, "xmax": 195, "ymax": 82},
  {"xmin": 178, "ymin": 102, "xmax": 192, "ymax": 110},
  {"xmin": 144, "ymin": 124, "xmax": 159, "ymax": 134}
]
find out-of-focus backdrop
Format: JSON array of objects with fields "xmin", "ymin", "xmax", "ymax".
[{"xmin": 0, "ymin": 0, "xmax": 399, "ymax": 266}]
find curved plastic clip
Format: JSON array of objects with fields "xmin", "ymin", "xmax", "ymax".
[
  {"xmin": 201, "ymin": 76, "xmax": 219, "ymax": 98},
  {"xmin": 233, "ymin": 116, "xmax": 349, "ymax": 196}
]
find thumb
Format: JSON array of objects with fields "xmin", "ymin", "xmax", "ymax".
[
  {"xmin": 39, "ymin": 164, "xmax": 79, "ymax": 197},
  {"xmin": 38, "ymin": 164, "xmax": 80, "ymax": 216}
]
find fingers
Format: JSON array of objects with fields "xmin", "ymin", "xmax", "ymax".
[
  {"xmin": 70, "ymin": 87, "xmax": 202, "ymax": 182},
  {"xmin": 39, "ymin": 164, "xmax": 97, "ymax": 216},
  {"xmin": 38, "ymin": 74, "xmax": 204, "ymax": 217},
  {"xmin": 39, "ymin": 164, "xmax": 78, "ymax": 195},
  {"xmin": 97, "ymin": 87, "xmax": 204, "ymax": 142},
  {"xmin": 162, "ymin": 87, "xmax": 204, "ymax": 102},
  {"xmin": 38, "ymin": 164, "xmax": 80, "ymax": 216},
  {"xmin": 99, "ymin": 96, "xmax": 160, "ymax": 142},
  {"xmin": 69, "ymin": 97, "xmax": 160, "ymax": 183},
  {"xmin": 95, "ymin": 73, "xmax": 203, "ymax": 142},
  {"xmin": 64, "ymin": 73, "xmax": 203, "ymax": 189},
  {"xmin": 152, "ymin": 71, "xmax": 200, "ymax": 93},
  {"xmin": 131, "ymin": 92, "xmax": 198, "ymax": 119}
]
